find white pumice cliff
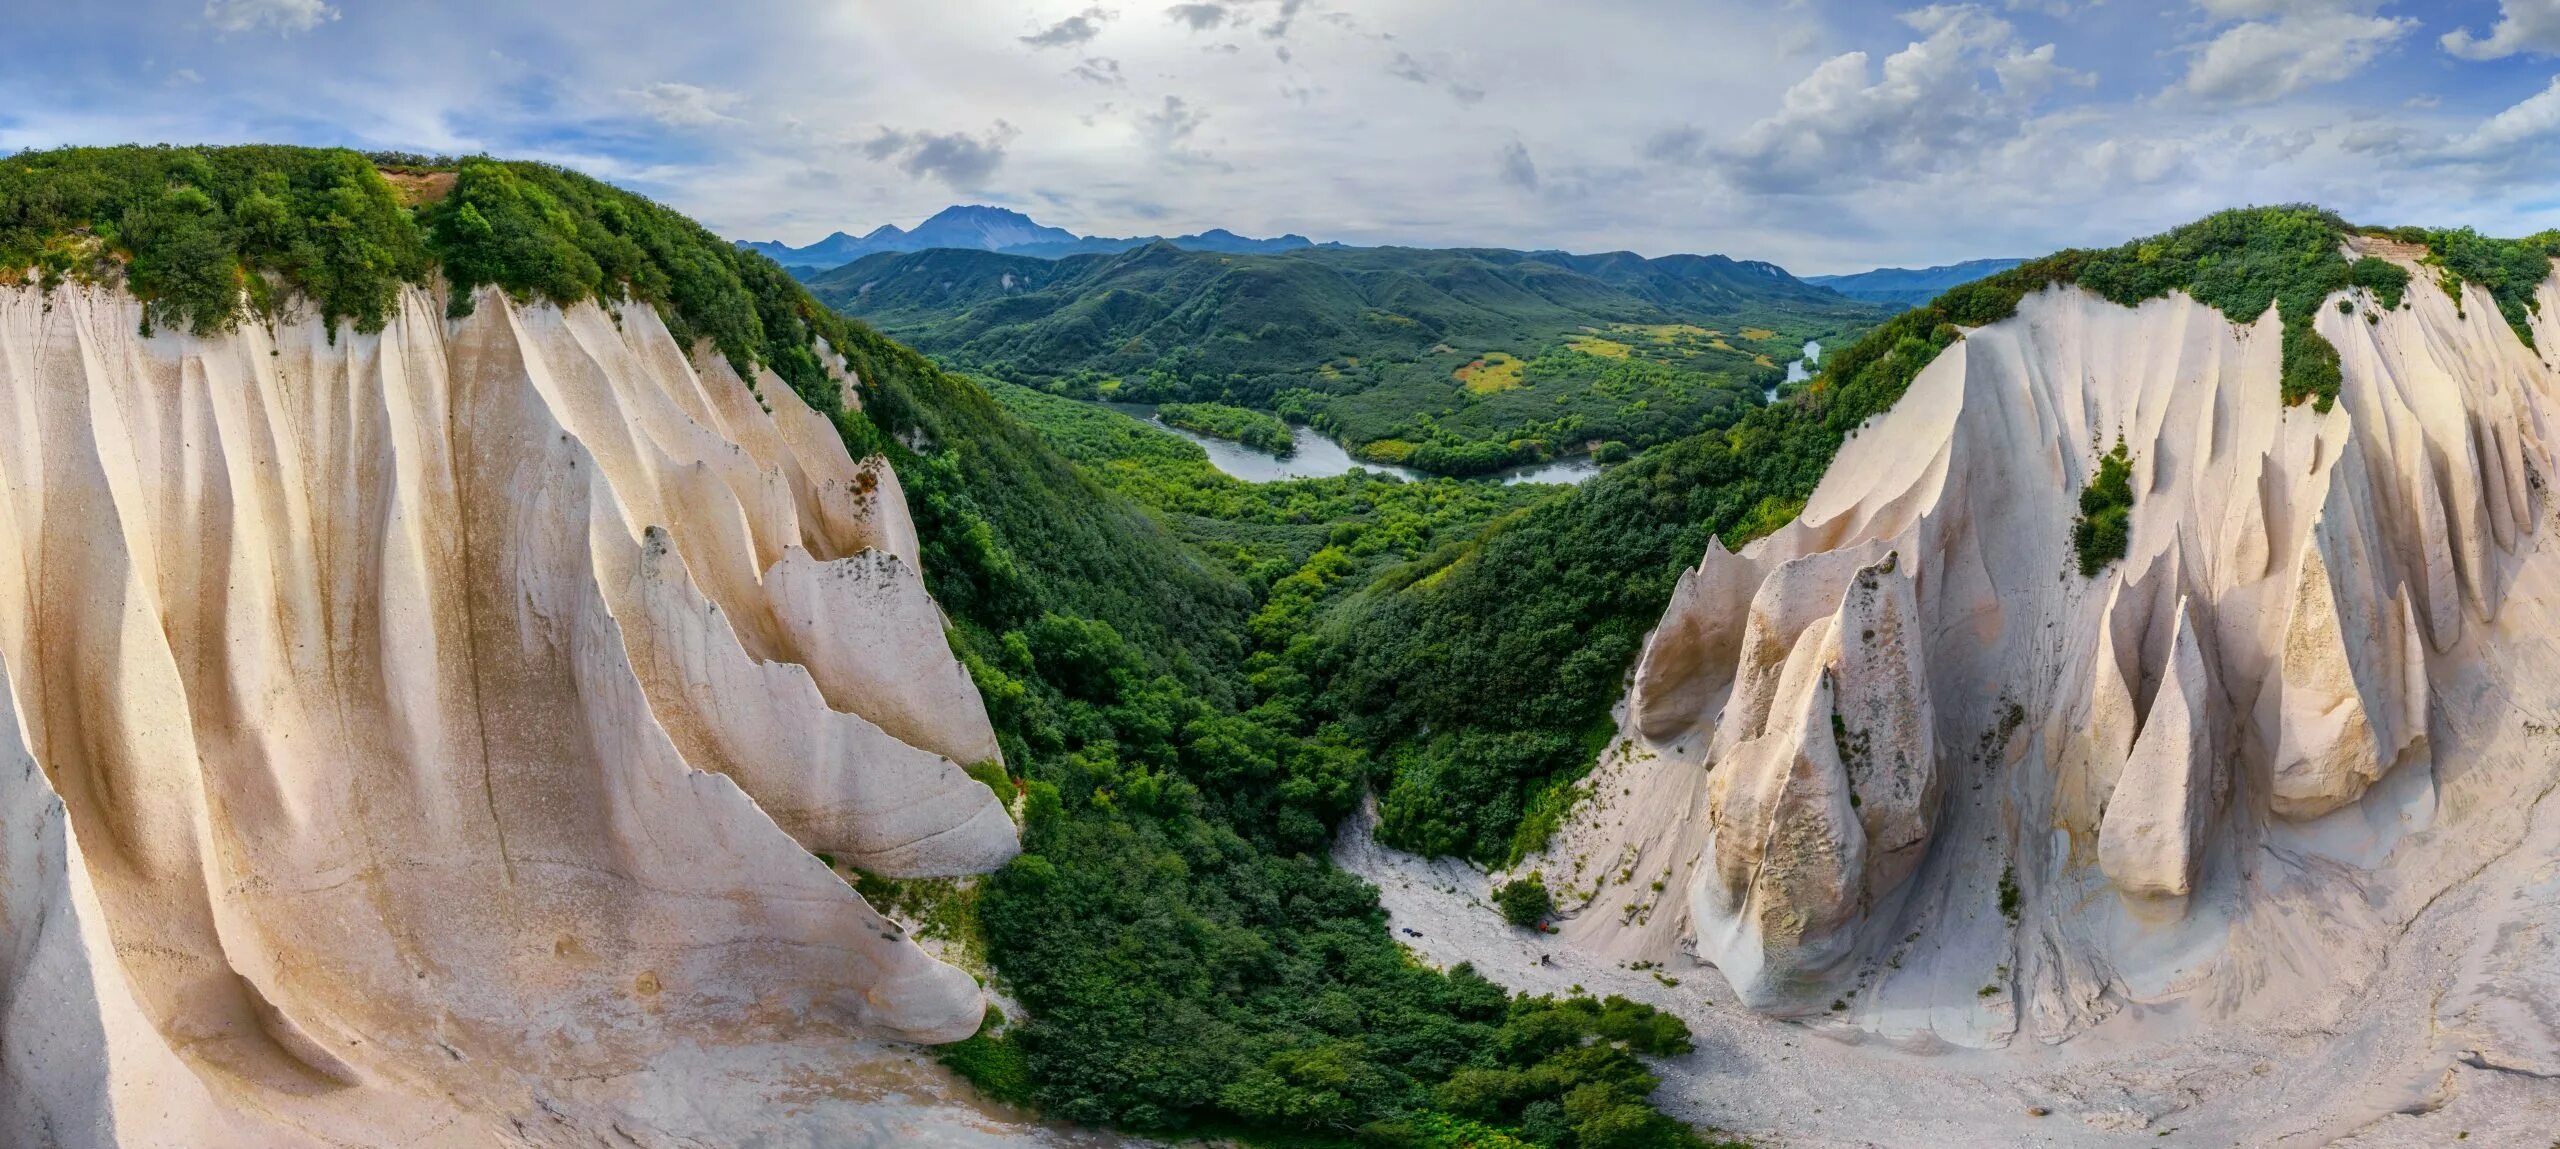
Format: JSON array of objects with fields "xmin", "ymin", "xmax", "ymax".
[
  {"xmin": 1505, "ymin": 239, "xmax": 2560, "ymax": 1137},
  {"xmin": 0, "ymin": 283, "xmax": 1041, "ymax": 1147}
]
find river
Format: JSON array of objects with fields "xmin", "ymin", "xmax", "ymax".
[
  {"xmin": 1106, "ymin": 403, "xmax": 1600, "ymax": 486},
  {"xmin": 1772, "ymin": 339, "xmax": 1822, "ymax": 401}
]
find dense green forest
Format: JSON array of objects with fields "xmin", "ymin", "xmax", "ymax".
[
  {"xmin": 837, "ymin": 313, "xmax": 1732, "ymax": 1149},
  {"xmin": 1160, "ymin": 399, "xmax": 1297, "ymax": 455},
  {"xmin": 804, "ymin": 242, "xmax": 1883, "ymax": 476}
]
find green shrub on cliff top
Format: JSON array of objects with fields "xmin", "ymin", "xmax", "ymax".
[
  {"xmin": 2418, "ymin": 227, "xmax": 2560, "ymax": 348},
  {"xmin": 0, "ymin": 145, "xmax": 856, "ymax": 411},
  {"xmin": 0, "ymin": 145, "xmax": 428, "ymax": 337}
]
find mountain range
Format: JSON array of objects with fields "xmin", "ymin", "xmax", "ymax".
[
  {"xmin": 737, "ymin": 204, "xmax": 1332, "ymax": 267},
  {"xmin": 743, "ymin": 207, "xmax": 2027, "ymax": 318},
  {"xmin": 806, "ymin": 240, "xmax": 1881, "ymax": 475},
  {"xmin": 1803, "ymin": 257, "xmax": 2026, "ymax": 307}
]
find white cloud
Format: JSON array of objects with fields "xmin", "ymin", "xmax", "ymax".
[
  {"xmin": 860, "ymin": 124, "xmax": 1019, "ymax": 189},
  {"xmin": 1387, "ymin": 50, "xmax": 1484, "ymax": 105},
  {"xmin": 1498, "ymin": 141, "xmax": 1538, "ymax": 190},
  {"xmin": 29, "ymin": 0, "xmax": 2560, "ymax": 276},
  {"xmin": 2441, "ymin": 75, "xmax": 2560, "ymax": 161},
  {"xmin": 1136, "ymin": 95, "xmax": 1228, "ymax": 168},
  {"xmin": 1023, "ymin": 7, "xmax": 1114, "ymax": 50},
  {"xmin": 204, "ymin": 0, "xmax": 337, "ymax": 35},
  {"xmin": 1165, "ymin": 3, "xmax": 1238, "ymax": 30},
  {"xmin": 624, "ymin": 82, "xmax": 741, "ymax": 128},
  {"xmin": 1164, "ymin": 1, "xmax": 1309, "ymax": 40},
  {"xmin": 2442, "ymin": 0, "xmax": 2560, "ymax": 60},
  {"xmin": 1260, "ymin": 0, "xmax": 1308, "ymax": 40},
  {"xmin": 2170, "ymin": 1, "xmax": 2411, "ymax": 105},
  {"xmin": 2335, "ymin": 72, "xmax": 2560, "ymax": 180},
  {"xmin": 1071, "ymin": 56, "xmax": 1125, "ymax": 86},
  {"xmin": 1712, "ymin": 5, "xmax": 2084, "ymax": 192}
]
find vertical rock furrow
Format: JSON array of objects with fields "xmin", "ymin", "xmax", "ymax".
[
  {"xmin": 0, "ymin": 283, "xmax": 1012, "ymax": 1144},
  {"xmin": 2097, "ymin": 599, "xmax": 2215, "ymax": 898},
  {"xmin": 1551, "ymin": 256, "xmax": 2554, "ymax": 1048}
]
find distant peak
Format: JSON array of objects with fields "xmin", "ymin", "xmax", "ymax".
[{"xmin": 923, "ymin": 204, "xmax": 1037, "ymax": 222}]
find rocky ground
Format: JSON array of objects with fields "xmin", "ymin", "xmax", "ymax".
[{"xmin": 1338, "ymin": 774, "xmax": 2560, "ymax": 1148}]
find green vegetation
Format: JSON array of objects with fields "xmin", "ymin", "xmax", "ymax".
[
  {"xmin": 1455, "ymin": 351, "xmax": 1528, "ymax": 393},
  {"xmin": 2062, "ymin": 206, "xmax": 2363, "ymax": 411},
  {"xmin": 1, "ymin": 145, "xmax": 428, "ymax": 337},
  {"xmin": 807, "ymin": 242, "xmax": 1879, "ymax": 476},
  {"xmin": 1, "ymin": 145, "xmax": 858, "ymax": 412},
  {"xmin": 1496, "ymin": 875, "xmax": 1555, "ymax": 928},
  {"xmin": 2349, "ymin": 250, "xmax": 2412, "ymax": 310},
  {"xmin": 849, "ymin": 871, "xmax": 992, "ymax": 976},
  {"xmin": 2412, "ymin": 226, "xmax": 2560, "ymax": 348},
  {"xmin": 1160, "ymin": 400, "xmax": 1297, "ymax": 455},
  {"xmin": 842, "ymin": 290, "xmax": 1720, "ymax": 1146},
  {"xmin": 981, "ymin": 380, "xmax": 1543, "ymax": 595},
  {"xmin": 938, "ymin": 1006, "xmax": 1038, "ymax": 1107},
  {"xmin": 2072, "ymin": 438, "xmax": 2135, "ymax": 578}
]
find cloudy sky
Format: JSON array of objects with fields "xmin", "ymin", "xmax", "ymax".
[{"xmin": 10, "ymin": 1, "xmax": 2560, "ymax": 273}]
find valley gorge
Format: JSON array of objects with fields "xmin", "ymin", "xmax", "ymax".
[{"xmin": 3, "ymin": 147, "xmax": 2558, "ymax": 1149}]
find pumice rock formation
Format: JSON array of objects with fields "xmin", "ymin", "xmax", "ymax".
[
  {"xmin": 0, "ymin": 282, "xmax": 1020, "ymax": 1146},
  {"xmin": 1537, "ymin": 237, "xmax": 2560, "ymax": 1085}
]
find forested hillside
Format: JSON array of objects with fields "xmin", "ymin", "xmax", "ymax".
[
  {"xmin": 807, "ymin": 241, "xmax": 1883, "ymax": 476},
  {"xmin": 836, "ymin": 307, "xmax": 1736, "ymax": 1149}
]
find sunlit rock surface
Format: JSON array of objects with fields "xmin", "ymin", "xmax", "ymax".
[
  {"xmin": 1536, "ymin": 239, "xmax": 2560, "ymax": 1098},
  {"xmin": 0, "ymin": 284, "xmax": 1031, "ymax": 1146}
]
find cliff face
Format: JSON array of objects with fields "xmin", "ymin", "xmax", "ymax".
[
  {"xmin": 1543, "ymin": 240, "xmax": 2560, "ymax": 1074},
  {"xmin": 0, "ymin": 284, "xmax": 1019, "ymax": 1146}
]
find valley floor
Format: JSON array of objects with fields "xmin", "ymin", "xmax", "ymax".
[
  {"xmin": 1334, "ymin": 712, "xmax": 2560, "ymax": 1149},
  {"xmin": 524, "ymin": 1038, "xmax": 1149, "ymax": 1148}
]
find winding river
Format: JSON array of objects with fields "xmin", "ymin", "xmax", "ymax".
[
  {"xmin": 1108, "ymin": 403, "xmax": 1600, "ymax": 486},
  {"xmin": 1772, "ymin": 339, "xmax": 1821, "ymax": 401}
]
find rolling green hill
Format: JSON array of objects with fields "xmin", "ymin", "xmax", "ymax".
[{"xmin": 805, "ymin": 242, "xmax": 1886, "ymax": 476}]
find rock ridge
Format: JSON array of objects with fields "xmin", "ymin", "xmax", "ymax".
[
  {"xmin": 1537, "ymin": 239, "xmax": 2560, "ymax": 1080},
  {"xmin": 0, "ymin": 282, "xmax": 1018, "ymax": 1146}
]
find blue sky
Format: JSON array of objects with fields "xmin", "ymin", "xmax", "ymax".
[{"xmin": 11, "ymin": 1, "xmax": 2560, "ymax": 273}]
